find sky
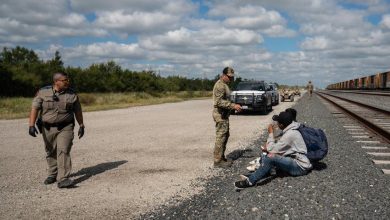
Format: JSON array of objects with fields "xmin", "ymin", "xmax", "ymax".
[{"xmin": 1, "ymin": 0, "xmax": 390, "ymax": 88}]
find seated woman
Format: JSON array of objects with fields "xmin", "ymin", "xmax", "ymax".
[{"xmin": 235, "ymin": 111, "xmax": 312, "ymax": 189}]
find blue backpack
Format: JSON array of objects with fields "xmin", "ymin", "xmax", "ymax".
[{"xmin": 296, "ymin": 124, "xmax": 328, "ymax": 162}]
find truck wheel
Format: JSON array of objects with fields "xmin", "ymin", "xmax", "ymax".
[{"xmin": 267, "ymin": 103, "xmax": 272, "ymax": 112}]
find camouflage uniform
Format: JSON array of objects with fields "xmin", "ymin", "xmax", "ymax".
[
  {"xmin": 307, "ymin": 82, "xmax": 314, "ymax": 96},
  {"xmin": 212, "ymin": 79, "xmax": 236, "ymax": 162},
  {"xmin": 32, "ymin": 86, "xmax": 82, "ymax": 182}
]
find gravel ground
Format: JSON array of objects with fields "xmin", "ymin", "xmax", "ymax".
[
  {"xmin": 0, "ymin": 97, "xmax": 297, "ymax": 219},
  {"xmin": 325, "ymin": 90, "xmax": 390, "ymax": 111},
  {"xmin": 141, "ymin": 94, "xmax": 390, "ymax": 219}
]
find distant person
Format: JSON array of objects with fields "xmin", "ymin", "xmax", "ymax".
[
  {"xmin": 307, "ymin": 81, "xmax": 314, "ymax": 97},
  {"xmin": 235, "ymin": 111, "xmax": 312, "ymax": 189},
  {"xmin": 28, "ymin": 72, "xmax": 85, "ymax": 188},
  {"xmin": 212, "ymin": 67, "xmax": 242, "ymax": 168}
]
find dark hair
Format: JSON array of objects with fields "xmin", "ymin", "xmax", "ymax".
[
  {"xmin": 273, "ymin": 111, "xmax": 293, "ymax": 127},
  {"xmin": 222, "ymin": 67, "xmax": 230, "ymax": 75},
  {"xmin": 285, "ymin": 108, "xmax": 297, "ymax": 121}
]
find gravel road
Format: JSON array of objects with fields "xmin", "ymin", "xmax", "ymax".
[{"xmin": 0, "ymin": 97, "xmax": 297, "ymax": 219}]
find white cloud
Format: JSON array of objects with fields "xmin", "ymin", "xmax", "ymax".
[
  {"xmin": 66, "ymin": 42, "xmax": 144, "ymax": 59},
  {"xmin": 210, "ymin": 4, "xmax": 296, "ymax": 37},
  {"xmin": 380, "ymin": 14, "xmax": 390, "ymax": 29},
  {"xmin": 94, "ymin": 11, "xmax": 179, "ymax": 35},
  {"xmin": 301, "ymin": 37, "xmax": 329, "ymax": 50},
  {"xmin": 139, "ymin": 27, "xmax": 262, "ymax": 53},
  {"xmin": 60, "ymin": 13, "xmax": 88, "ymax": 27},
  {"xmin": 70, "ymin": 0, "xmax": 197, "ymax": 15}
]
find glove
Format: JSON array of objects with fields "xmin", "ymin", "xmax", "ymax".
[
  {"xmin": 29, "ymin": 126, "xmax": 38, "ymax": 137},
  {"xmin": 78, "ymin": 126, "xmax": 85, "ymax": 139}
]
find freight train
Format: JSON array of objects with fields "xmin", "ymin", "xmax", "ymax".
[{"xmin": 326, "ymin": 71, "xmax": 390, "ymax": 90}]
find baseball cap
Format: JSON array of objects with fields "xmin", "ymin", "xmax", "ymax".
[
  {"xmin": 223, "ymin": 67, "xmax": 235, "ymax": 77},
  {"xmin": 272, "ymin": 111, "xmax": 293, "ymax": 127}
]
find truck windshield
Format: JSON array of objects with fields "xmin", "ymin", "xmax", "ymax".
[{"xmin": 236, "ymin": 82, "xmax": 265, "ymax": 91}]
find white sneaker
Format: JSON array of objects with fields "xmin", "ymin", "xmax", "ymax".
[
  {"xmin": 249, "ymin": 157, "xmax": 261, "ymax": 165},
  {"xmin": 246, "ymin": 163, "xmax": 260, "ymax": 172}
]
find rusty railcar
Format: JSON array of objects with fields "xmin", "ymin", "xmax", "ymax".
[{"xmin": 326, "ymin": 71, "xmax": 390, "ymax": 90}]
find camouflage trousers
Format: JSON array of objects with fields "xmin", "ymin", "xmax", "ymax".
[
  {"xmin": 42, "ymin": 123, "xmax": 74, "ymax": 182},
  {"xmin": 214, "ymin": 120, "xmax": 230, "ymax": 162}
]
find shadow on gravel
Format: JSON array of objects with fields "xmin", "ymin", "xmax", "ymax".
[
  {"xmin": 232, "ymin": 110, "xmax": 274, "ymax": 116},
  {"xmin": 226, "ymin": 148, "xmax": 255, "ymax": 161},
  {"xmin": 311, "ymin": 161, "xmax": 327, "ymax": 171},
  {"xmin": 70, "ymin": 160, "xmax": 128, "ymax": 185}
]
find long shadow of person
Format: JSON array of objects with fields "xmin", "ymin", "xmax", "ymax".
[
  {"xmin": 226, "ymin": 148, "xmax": 254, "ymax": 161},
  {"xmin": 70, "ymin": 160, "xmax": 128, "ymax": 185}
]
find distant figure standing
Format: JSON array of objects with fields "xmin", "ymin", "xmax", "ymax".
[
  {"xmin": 28, "ymin": 72, "xmax": 85, "ymax": 188},
  {"xmin": 212, "ymin": 67, "xmax": 242, "ymax": 168},
  {"xmin": 307, "ymin": 81, "xmax": 314, "ymax": 97}
]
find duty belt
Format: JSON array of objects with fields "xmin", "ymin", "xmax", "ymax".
[{"xmin": 43, "ymin": 121, "xmax": 74, "ymax": 129}]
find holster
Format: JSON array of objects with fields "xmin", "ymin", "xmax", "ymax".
[{"xmin": 35, "ymin": 117, "xmax": 43, "ymax": 133}]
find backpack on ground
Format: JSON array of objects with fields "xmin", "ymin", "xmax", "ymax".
[{"xmin": 296, "ymin": 124, "xmax": 328, "ymax": 162}]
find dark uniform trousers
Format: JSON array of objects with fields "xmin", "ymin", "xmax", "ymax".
[{"xmin": 42, "ymin": 123, "xmax": 74, "ymax": 182}]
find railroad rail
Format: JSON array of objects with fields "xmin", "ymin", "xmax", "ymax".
[
  {"xmin": 327, "ymin": 90, "xmax": 390, "ymax": 97},
  {"xmin": 316, "ymin": 91, "xmax": 390, "ymax": 174},
  {"xmin": 316, "ymin": 91, "xmax": 390, "ymax": 142}
]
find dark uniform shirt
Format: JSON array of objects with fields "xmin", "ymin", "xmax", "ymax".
[
  {"xmin": 212, "ymin": 79, "xmax": 235, "ymax": 122},
  {"xmin": 32, "ymin": 86, "xmax": 81, "ymax": 124}
]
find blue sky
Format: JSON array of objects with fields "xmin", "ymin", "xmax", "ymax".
[{"xmin": 1, "ymin": 0, "xmax": 390, "ymax": 88}]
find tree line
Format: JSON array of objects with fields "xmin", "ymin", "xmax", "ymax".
[{"xmin": 1, "ymin": 46, "xmax": 230, "ymax": 97}]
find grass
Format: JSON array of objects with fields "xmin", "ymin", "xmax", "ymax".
[{"xmin": 0, "ymin": 91, "xmax": 212, "ymax": 120}]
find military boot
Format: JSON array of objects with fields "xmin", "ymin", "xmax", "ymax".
[{"xmin": 43, "ymin": 176, "xmax": 56, "ymax": 185}]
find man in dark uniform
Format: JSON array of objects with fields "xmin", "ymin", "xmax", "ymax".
[
  {"xmin": 28, "ymin": 72, "xmax": 85, "ymax": 188},
  {"xmin": 212, "ymin": 67, "xmax": 242, "ymax": 168}
]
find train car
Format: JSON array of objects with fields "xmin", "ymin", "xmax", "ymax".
[
  {"xmin": 377, "ymin": 71, "xmax": 390, "ymax": 89},
  {"xmin": 349, "ymin": 79, "xmax": 355, "ymax": 89},
  {"xmin": 326, "ymin": 70, "xmax": 390, "ymax": 90}
]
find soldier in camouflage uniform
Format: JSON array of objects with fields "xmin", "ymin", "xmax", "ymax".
[
  {"xmin": 28, "ymin": 72, "xmax": 85, "ymax": 188},
  {"xmin": 212, "ymin": 67, "xmax": 242, "ymax": 168},
  {"xmin": 307, "ymin": 81, "xmax": 314, "ymax": 97}
]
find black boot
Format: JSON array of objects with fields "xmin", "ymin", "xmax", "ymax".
[{"xmin": 43, "ymin": 176, "xmax": 56, "ymax": 185}]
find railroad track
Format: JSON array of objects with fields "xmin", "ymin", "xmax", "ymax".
[
  {"xmin": 316, "ymin": 91, "xmax": 390, "ymax": 175},
  {"xmin": 328, "ymin": 90, "xmax": 390, "ymax": 97}
]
